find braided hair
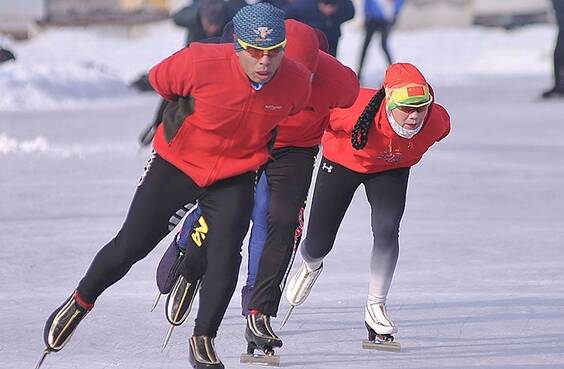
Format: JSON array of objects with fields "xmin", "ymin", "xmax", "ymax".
[{"xmin": 351, "ymin": 87, "xmax": 386, "ymax": 150}]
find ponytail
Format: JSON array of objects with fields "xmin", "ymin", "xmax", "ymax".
[{"xmin": 351, "ymin": 88, "xmax": 386, "ymax": 150}]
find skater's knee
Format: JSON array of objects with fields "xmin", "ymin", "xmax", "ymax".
[
  {"xmin": 372, "ymin": 219, "xmax": 399, "ymax": 243},
  {"xmin": 269, "ymin": 208, "xmax": 299, "ymax": 234}
]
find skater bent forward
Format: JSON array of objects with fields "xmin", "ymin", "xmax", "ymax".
[
  {"xmin": 39, "ymin": 4, "xmax": 312, "ymax": 369},
  {"xmin": 285, "ymin": 62, "xmax": 451, "ymax": 349}
]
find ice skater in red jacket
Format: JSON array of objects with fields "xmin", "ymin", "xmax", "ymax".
[
  {"xmin": 285, "ymin": 62, "xmax": 451, "ymax": 350},
  {"xmin": 38, "ymin": 4, "xmax": 313, "ymax": 369}
]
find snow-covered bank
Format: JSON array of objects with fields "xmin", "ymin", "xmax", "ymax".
[{"xmin": 0, "ymin": 22, "xmax": 556, "ymax": 111}]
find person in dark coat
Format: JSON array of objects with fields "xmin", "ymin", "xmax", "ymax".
[
  {"xmin": 357, "ymin": 0, "xmax": 404, "ymax": 81},
  {"xmin": 284, "ymin": 0, "xmax": 355, "ymax": 57},
  {"xmin": 172, "ymin": 0, "xmax": 229, "ymax": 45},
  {"xmin": 542, "ymin": 0, "xmax": 564, "ymax": 98},
  {"xmin": 0, "ymin": 47, "xmax": 16, "ymax": 64}
]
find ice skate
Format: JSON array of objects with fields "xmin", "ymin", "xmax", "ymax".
[
  {"xmin": 188, "ymin": 335, "xmax": 224, "ymax": 369},
  {"xmin": 280, "ymin": 261, "xmax": 323, "ymax": 328},
  {"xmin": 240, "ymin": 312, "xmax": 281, "ymax": 366},
  {"xmin": 161, "ymin": 276, "xmax": 200, "ymax": 351},
  {"xmin": 36, "ymin": 292, "xmax": 94, "ymax": 369},
  {"xmin": 151, "ymin": 236, "xmax": 185, "ymax": 312},
  {"xmin": 362, "ymin": 303, "xmax": 401, "ymax": 352},
  {"xmin": 541, "ymin": 86, "xmax": 564, "ymax": 99}
]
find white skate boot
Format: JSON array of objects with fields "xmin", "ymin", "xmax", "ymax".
[
  {"xmin": 363, "ymin": 303, "xmax": 400, "ymax": 352},
  {"xmin": 280, "ymin": 262, "xmax": 323, "ymax": 328}
]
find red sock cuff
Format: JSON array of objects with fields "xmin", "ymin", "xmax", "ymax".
[{"xmin": 74, "ymin": 291, "xmax": 95, "ymax": 310}]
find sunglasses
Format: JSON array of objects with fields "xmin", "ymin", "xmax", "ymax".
[
  {"xmin": 396, "ymin": 104, "xmax": 430, "ymax": 114},
  {"xmin": 237, "ymin": 38, "xmax": 287, "ymax": 59}
]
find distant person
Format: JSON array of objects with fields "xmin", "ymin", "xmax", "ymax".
[
  {"xmin": 225, "ymin": 0, "xmax": 290, "ymax": 19},
  {"xmin": 284, "ymin": 0, "xmax": 355, "ymax": 57},
  {"xmin": 172, "ymin": 0, "xmax": 228, "ymax": 45},
  {"xmin": 357, "ymin": 0, "xmax": 404, "ymax": 81},
  {"xmin": 285, "ymin": 63, "xmax": 450, "ymax": 349},
  {"xmin": 0, "ymin": 47, "xmax": 16, "ymax": 64},
  {"xmin": 542, "ymin": 0, "xmax": 564, "ymax": 98},
  {"xmin": 138, "ymin": 0, "xmax": 229, "ymax": 146}
]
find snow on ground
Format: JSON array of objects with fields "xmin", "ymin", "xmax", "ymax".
[
  {"xmin": 1, "ymin": 20, "xmax": 564, "ymax": 369},
  {"xmin": 0, "ymin": 21, "xmax": 557, "ymax": 112}
]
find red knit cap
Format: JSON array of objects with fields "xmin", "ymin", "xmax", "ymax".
[{"xmin": 384, "ymin": 63, "xmax": 432, "ymax": 109}]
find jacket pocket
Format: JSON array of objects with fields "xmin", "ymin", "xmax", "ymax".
[{"xmin": 163, "ymin": 95, "xmax": 195, "ymax": 143}]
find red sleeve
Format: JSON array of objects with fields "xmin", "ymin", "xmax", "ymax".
[
  {"xmin": 331, "ymin": 66, "xmax": 360, "ymax": 109},
  {"xmin": 434, "ymin": 104, "xmax": 451, "ymax": 142},
  {"xmin": 148, "ymin": 47, "xmax": 194, "ymax": 101},
  {"xmin": 326, "ymin": 105, "xmax": 356, "ymax": 135},
  {"xmin": 326, "ymin": 88, "xmax": 377, "ymax": 135},
  {"xmin": 311, "ymin": 53, "xmax": 360, "ymax": 111},
  {"xmin": 289, "ymin": 71, "xmax": 313, "ymax": 116}
]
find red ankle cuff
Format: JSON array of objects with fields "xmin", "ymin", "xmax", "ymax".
[{"xmin": 74, "ymin": 291, "xmax": 95, "ymax": 310}]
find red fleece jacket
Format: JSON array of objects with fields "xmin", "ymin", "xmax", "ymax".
[
  {"xmin": 323, "ymin": 87, "xmax": 451, "ymax": 173},
  {"xmin": 149, "ymin": 43, "xmax": 312, "ymax": 187},
  {"xmin": 274, "ymin": 51, "xmax": 360, "ymax": 149}
]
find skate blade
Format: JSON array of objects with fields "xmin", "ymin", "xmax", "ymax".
[
  {"xmin": 362, "ymin": 339, "xmax": 401, "ymax": 352},
  {"xmin": 161, "ymin": 325, "xmax": 175, "ymax": 352},
  {"xmin": 240, "ymin": 353, "xmax": 280, "ymax": 366},
  {"xmin": 150, "ymin": 291, "xmax": 162, "ymax": 312},
  {"xmin": 34, "ymin": 348, "xmax": 50, "ymax": 369},
  {"xmin": 279, "ymin": 305, "xmax": 295, "ymax": 330}
]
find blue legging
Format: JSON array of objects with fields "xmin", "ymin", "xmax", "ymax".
[{"xmin": 176, "ymin": 172, "xmax": 270, "ymax": 288}]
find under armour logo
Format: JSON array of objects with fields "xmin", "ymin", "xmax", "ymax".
[{"xmin": 322, "ymin": 162, "xmax": 333, "ymax": 173}]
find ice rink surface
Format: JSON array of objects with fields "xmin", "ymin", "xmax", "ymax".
[{"xmin": 1, "ymin": 23, "xmax": 564, "ymax": 369}]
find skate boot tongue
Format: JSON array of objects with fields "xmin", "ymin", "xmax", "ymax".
[
  {"xmin": 246, "ymin": 312, "xmax": 283, "ymax": 348},
  {"xmin": 365, "ymin": 303, "xmax": 397, "ymax": 335},
  {"xmin": 189, "ymin": 336, "xmax": 224, "ymax": 369},
  {"xmin": 286, "ymin": 262, "xmax": 323, "ymax": 306},
  {"xmin": 242, "ymin": 312, "xmax": 282, "ymax": 365}
]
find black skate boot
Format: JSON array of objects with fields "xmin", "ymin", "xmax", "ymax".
[
  {"xmin": 161, "ymin": 276, "xmax": 201, "ymax": 350},
  {"xmin": 35, "ymin": 292, "xmax": 94, "ymax": 369},
  {"xmin": 188, "ymin": 335, "xmax": 224, "ymax": 369},
  {"xmin": 240, "ymin": 311, "xmax": 282, "ymax": 365},
  {"xmin": 150, "ymin": 236, "xmax": 185, "ymax": 312},
  {"xmin": 44, "ymin": 291, "xmax": 94, "ymax": 351}
]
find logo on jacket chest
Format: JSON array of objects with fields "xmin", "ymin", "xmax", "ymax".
[
  {"xmin": 375, "ymin": 141, "xmax": 416, "ymax": 163},
  {"xmin": 376, "ymin": 148, "xmax": 403, "ymax": 163},
  {"xmin": 264, "ymin": 104, "xmax": 283, "ymax": 111}
]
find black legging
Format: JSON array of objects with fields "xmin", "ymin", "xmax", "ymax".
[
  {"xmin": 248, "ymin": 146, "xmax": 318, "ymax": 317},
  {"xmin": 357, "ymin": 18, "xmax": 393, "ymax": 80},
  {"xmin": 77, "ymin": 153, "xmax": 255, "ymax": 337},
  {"xmin": 300, "ymin": 158, "xmax": 409, "ymax": 304}
]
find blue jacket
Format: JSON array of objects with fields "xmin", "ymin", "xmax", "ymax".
[
  {"xmin": 284, "ymin": 0, "xmax": 355, "ymax": 44},
  {"xmin": 364, "ymin": 0, "xmax": 403, "ymax": 21}
]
